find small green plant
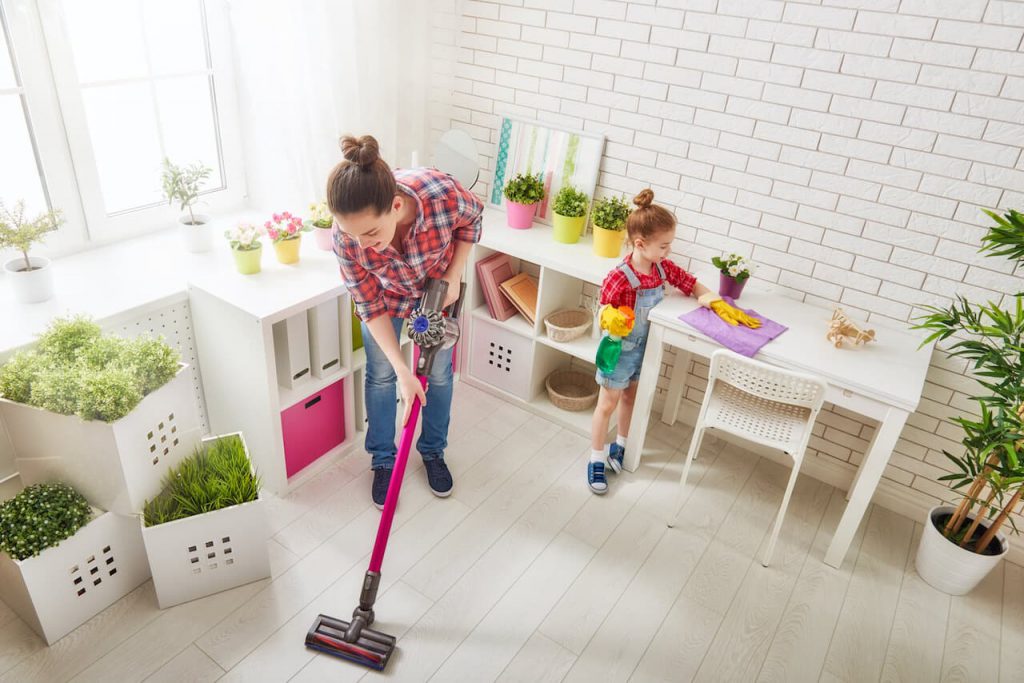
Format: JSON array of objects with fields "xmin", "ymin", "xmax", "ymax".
[
  {"xmin": 0, "ymin": 483, "xmax": 93, "ymax": 561},
  {"xmin": 552, "ymin": 185, "xmax": 589, "ymax": 218},
  {"xmin": 35, "ymin": 315, "xmax": 102, "ymax": 364},
  {"xmin": 0, "ymin": 351, "xmax": 44, "ymax": 404},
  {"xmin": 307, "ymin": 201, "xmax": 333, "ymax": 229},
  {"xmin": 143, "ymin": 434, "xmax": 261, "ymax": 527},
  {"xmin": 591, "ymin": 195, "xmax": 630, "ymax": 231},
  {"xmin": 161, "ymin": 158, "xmax": 212, "ymax": 225},
  {"xmin": 0, "ymin": 200, "xmax": 64, "ymax": 273},
  {"xmin": 503, "ymin": 173, "xmax": 545, "ymax": 205}
]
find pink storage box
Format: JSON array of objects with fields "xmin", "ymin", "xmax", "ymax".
[{"xmin": 281, "ymin": 379, "xmax": 345, "ymax": 478}]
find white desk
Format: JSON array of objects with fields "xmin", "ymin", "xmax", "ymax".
[{"xmin": 625, "ymin": 288, "xmax": 933, "ymax": 568}]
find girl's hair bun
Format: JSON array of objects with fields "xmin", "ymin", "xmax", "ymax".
[{"xmin": 633, "ymin": 188, "xmax": 654, "ymax": 209}]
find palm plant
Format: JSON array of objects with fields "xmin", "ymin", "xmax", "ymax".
[{"xmin": 914, "ymin": 208, "xmax": 1024, "ymax": 554}]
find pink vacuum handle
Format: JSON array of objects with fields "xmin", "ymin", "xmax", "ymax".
[{"xmin": 368, "ymin": 375, "xmax": 427, "ymax": 573}]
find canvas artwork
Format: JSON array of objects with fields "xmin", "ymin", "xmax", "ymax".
[{"xmin": 488, "ymin": 116, "xmax": 605, "ymax": 225}]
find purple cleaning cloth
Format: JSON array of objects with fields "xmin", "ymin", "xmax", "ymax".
[{"xmin": 679, "ymin": 298, "xmax": 788, "ymax": 358}]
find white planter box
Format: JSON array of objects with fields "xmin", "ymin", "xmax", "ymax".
[
  {"xmin": 1, "ymin": 365, "xmax": 202, "ymax": 515},
  {"xmin": 273, "ymin": 312, "xmax": 312, "ymax": 389},
  {"xmin": 916, "ymin": 505, "xmax": 1008, "ymax": 596},
  {"xmin": 141, "ymin": 433, "xmax": 270, "ymax": 608},
  {"xmin": 0, "ymin": 511, "xmax": 150, "ymax": 644}
]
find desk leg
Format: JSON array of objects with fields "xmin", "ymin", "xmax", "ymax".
[
  {"xmin": 661, "ymin": 349, "xmax": 690, "ymax": 426},
  {"xmin": 624, "ymin": 323, "xmax": 665, "ymax": 473},
  {"xmin": 824, "ymin": 407, "xmax": 908, "ymax": 568}
]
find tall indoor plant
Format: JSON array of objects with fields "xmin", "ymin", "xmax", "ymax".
[
  {"xmin": 551, "ymin": 185, "xmax": 589, "ymax": 244},
  {"xmin": 0, "ymin": 200, "xmax": 64, "ymax": 304},
  {"xmin": 503, "ymin": 173, "xmax": 545, "ymax": 230},
  {"xmin": 913, "ymin": 207, "xmax": 1024, "ymax": 595},
  {"xmin": 162, "ymin": 158, "xmax": 213, "ymax": 253},
  {"xmin": 591, "ymin": 195, "xmax": 630, "ymax": 258}
]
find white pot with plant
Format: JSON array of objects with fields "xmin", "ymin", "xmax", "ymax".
[
  {"xmin": 0, "ymin": 200, "xmax": 64, "ymax": 304},
  {"xmin": 912, "ymin": 207, "xmax": 1023, "ymax": 595},
  {"xmin": 141, "ymin": 432, "xmax": 269, "ymax": 608},
  {"xmin": 162, "ymin": 158, "xmax": 213, "ymax": 253},
  {"xmin": 0, "ymin": 316, "xmax": 203, "ymax": 514},
  {"xmin": 0, "ymin": 483, "xmax": 150, "ymax": 644},
  {"xmin": 308, "ymin": 200, "xmax": 335, "ymax": 251},
  {"xmin": 551, "ymin": 185, "xmax": 589, "ymax": 245}
]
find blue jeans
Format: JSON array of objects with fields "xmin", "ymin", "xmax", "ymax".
[{"xmin": 362, "ymin": 317, "xmax": 454, "ymax": 469}]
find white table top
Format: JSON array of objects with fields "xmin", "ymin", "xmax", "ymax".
[{"xmin": 652, "ymin": 288, "xmax": 934, "ymax": 413}]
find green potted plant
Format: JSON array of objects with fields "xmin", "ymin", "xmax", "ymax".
[
  {"xmin": 307, "ymin": 200, "xmax": 335, "ymax": 251},
  {"xmin": 912, "ymin": 207, "xmax": 1024, "ymax": 595},
  {"xmin": 591, "ymin": 195, "xmax": 630, "ymax": 258},
  {"xmin": 551, "ymin": 185, "xmax": 589, "ymax": 244},
  {"xmin": 161, "ymin": 158, "xmax": 213, "ymax": 253},
  {"xmin": 141, "ymin": 432, "xmax": 269, "ymax": 608},
  {"xmin": 711, "ymin": 253, "xmax": 757, "ymax": 301},
  {"xmin": 503, "ymin": 173, "xmax": 545, "ymax": 229},
  {"xmin": 0, "ymin": 200, "xmax": 64, "ymax": 304},
  {"xmin": 225, "ymin": 222, "xmax": 264, "ymax": 275}
]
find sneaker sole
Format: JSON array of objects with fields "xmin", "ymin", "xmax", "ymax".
[
  {"xmin": 588, "ymin": 484, "xmax": 607, "ymax": 494},
  {"xmin": 430, "ymin": 486, "xmax": 453, "ymax": 498},
  {"xmin": 607, "ymin": 458, "xmax": 623, "ymax": 474}
]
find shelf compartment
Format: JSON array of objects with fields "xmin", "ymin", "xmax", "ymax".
[
  {"xmin": 468, "ymin": 315, "xmax": 535, "ymax": 400},
  {"xmin": 272, "ymin": 311, "xmax": 312, "ymax": 390},
  {"xmin": 307, "ymin": 297, "xmax": 342, "ymax": 379}
]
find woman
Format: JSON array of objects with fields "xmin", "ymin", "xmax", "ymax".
[{"xmin": 328, "ymin": 134, "xmax": 483, "ymax": 508}]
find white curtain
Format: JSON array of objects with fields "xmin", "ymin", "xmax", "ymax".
[{"xmin": 226, "ymin": 0, "xmax": 461, "ymax": 212}]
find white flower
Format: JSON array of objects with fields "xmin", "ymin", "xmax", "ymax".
[{"xmin": 728, "ymin": 264, "xmax": 740, "ymax": 277}]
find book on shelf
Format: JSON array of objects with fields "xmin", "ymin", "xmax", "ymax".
[
  {"xmin": 499, "ymin": 273, "xmax": 539, "ymax": 326},
  {"xmin": 475, "ymin": 253, "xmax": 518, "ymax": 321}
]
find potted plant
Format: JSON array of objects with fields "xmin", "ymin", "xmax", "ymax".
[
  {"xmin": 0, "ymin": 482, "xmax": 149, "ymax": 643},
  {"xmin": 307, "ymin": 200, "xmax": 335, "ymax": 251},
  {"xmin": 225, "ymin": 222, "xmax": 264, "ymax": 275},
  {"xmin": 0, "ymin": 316, "xmax": 202, "ymax": 514},
  {"xmin": 266, "ymin": 211, "xmax": 309, "ymax": 264},
  {"xmin": 0, "ymin": 200, "xmax": 64, "ymax": 304},
  {"xmin": 162, "ymin": 158, "xmax": 213, "ymax": 253},
  {"xmin": 712, "ymin": 253, "xmax": 757, "ymax": 301},
  {"xmin": 591, "ymin": 195, "xmax": 630, "ymax": 258},
  {"xmin": 551, "ymin": 185, "xmax": 589, "ymax": 244},
  {"xmin": 141, "ymin": 432, "xmax": 269, "ymax": 608},
  {"xmin": 912, "ymin": 207, "xmax": 1024, "ymax": 595},
  {"xmin": 503, "ymin": 173, "xmax": 545, "ymax": 229}
]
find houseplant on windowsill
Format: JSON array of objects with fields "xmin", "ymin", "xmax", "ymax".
[
  {"xmin": 0, "ymin": 200, "xmax": 64, "ymax": 304},
  {"xmin": 162, "ymin": 158, "xmax": 213, "ymax": 253},
  {"xmin": 591, "ymin": 195, "xmax": 630, "ymax": 258},
  {"xmin": 503, "ymin": 172, "xmax": 545, "ymax": 230},
  {"xmin": 266, "ymin": 211, "xmax": 309, "ymax": 264},
  {"xmin": 225, "ymin": 222, "xmax": 264, "ymax": 275},
  {"xmin": 551, "ymin": 185, "xmax": 589, "ymax": 245},
  {"xmin": 307, "ymin": 200, "xmax": 335, "ymax": 251},
  {"xmin": 912, "ymin": 207, "xmax": 1024, "ymax": 595},
  {"xmin": 712, "ymin": 253, "xmax": 757, "ymax": 301}
]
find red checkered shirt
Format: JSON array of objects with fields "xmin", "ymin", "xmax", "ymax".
[
  {"xmin": 599, "ymin": 254, "xmax": 697, "ymax": 310},
  {"xmin": 336, "ymin": 168, "xmax": 484, "ymax": 321}
]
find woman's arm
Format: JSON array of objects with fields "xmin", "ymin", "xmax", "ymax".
[
  {"xmin": 441, "ymin": 240, "xmax": 474, "ymax": 307},
  {"xmin": 364, "ymin": 315, "xmax": 427, "ymax": 424}
]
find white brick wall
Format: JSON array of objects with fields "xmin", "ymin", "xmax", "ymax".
[{"xmin": 444, "ymin": 1, "xmax": 1024, "ymax": 528}]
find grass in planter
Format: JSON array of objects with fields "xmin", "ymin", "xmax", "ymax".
[
  {"xmin": 143, "ymin": 435, "xmax": 261, "ymax": 527},
  {"xmin": 0, "ymin": 483, "xmax": 93, "ymax": 561}
]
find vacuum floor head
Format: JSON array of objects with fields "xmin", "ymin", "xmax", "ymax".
[{"xmin": 305, "ymin": 614, "xmax": 397, "ymax": 671}]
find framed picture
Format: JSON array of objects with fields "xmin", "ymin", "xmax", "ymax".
[{"xmin": 488, "ymin": 116, "xmax": 605, "ymax": 226}]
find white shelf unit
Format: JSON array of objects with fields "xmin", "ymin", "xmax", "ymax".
[{"xmin": 462, "ymin": 209, "xmax": 623, "ymax": 437}]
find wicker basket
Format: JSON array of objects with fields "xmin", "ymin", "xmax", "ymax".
[
  {"xmin": 545, "ymin": 369, "xmax": 599, "ymax": 412},
  {"xmin": 543, "ymin": 308, "xmax": 592, "ymax": 343}
]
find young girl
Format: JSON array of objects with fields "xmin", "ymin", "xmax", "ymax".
[
  {"xmin": 588, "ymin": 189, "xmax": 760, "ymax": 494},
  {"xmin": 328, "ymin": 134, "xmax": 483, "ymax": 508}
]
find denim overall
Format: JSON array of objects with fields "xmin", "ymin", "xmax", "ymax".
[{"xmin": 595, "ymin": 260, "xmax": 666, "ymax": 390}]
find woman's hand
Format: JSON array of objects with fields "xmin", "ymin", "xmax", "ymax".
[
  {"xmin": 441, "ymin": 272, "xmax": 461, "ymax": 309},
  {"xmin": 398, "ymin": 366, "xmax": 427, "ymax": 425}
]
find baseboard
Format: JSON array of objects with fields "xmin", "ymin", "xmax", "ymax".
[{"xmin": 0, "ymin": 472, "xmax": 22, "ymax": 503}]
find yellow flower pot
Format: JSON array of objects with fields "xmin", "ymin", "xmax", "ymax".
[
  {"xmin": 274, "ymin": 236, "xmax": 301, "ymax": 264},
  {"xmin": 592, "ymin": 224, "xmax": 626, "ymax": 258},
  {"xmin": 552, "ymin": 213, "xmax": 585, "ymax": 244},
  {"xmin": 232, "ymin": 245, "xmax": 262, "ymax": 274}
]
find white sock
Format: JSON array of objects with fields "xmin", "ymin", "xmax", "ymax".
[
  {"xmin": 591, "ymin": 448, "xmax": 607, "ymax": 463},
  {"xmin": 616, "ymin": 434, "xmax": 627, "ymax": 448}
]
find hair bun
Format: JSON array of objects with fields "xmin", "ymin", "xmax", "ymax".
[
  {"xmin": 633, "ymin": 188, "xmax": 655, "ymax": 209},
  {"xmin": 340, "ymin": 134, "xmax": 380, "ymax": 169}
]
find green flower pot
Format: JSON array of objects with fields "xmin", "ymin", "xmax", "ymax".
[
  {"xmin": 232, "ymin": 245, "xmax": 262, "ymax": 274},
  {"xmin": 552, "ymin": 213, "xmax": 585, "ymax": 244}
]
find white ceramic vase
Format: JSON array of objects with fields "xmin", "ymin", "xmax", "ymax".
[
  {"xmin": 179, "ymin": 213, "xmax": 213, "ymax": 253},
  {"xmin": 915, "ymin": 505, "xmax": 1008, "ymax": 595},
  {"xmin": 3, "ymin": 255, "xmax": 54, "ymax": 303}
]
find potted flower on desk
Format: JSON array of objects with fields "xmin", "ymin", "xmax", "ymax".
[
  {"xmin": 307, "ymin": 200, "xmax": 335, "ymax": 251},
  {"xmin": 0, "ymin": 200, "xmax": 64, "ymax": 304},
  {"xmin": 551, "ymin": 185, "xmax": 589, "ymax": 244},
  {"xmin": 266, "ymin": 211, "xmax": 310, "ymax": 264},
  {"xmin": 162, "ymin": 158, "xmax": 213, "ymax": 253},
  {"xmin": 591, "ymin": 195, "xmax": 630, "ymax": 258},
  {"xmin": 225, "ymin": 222, "xmax": 264, "ymax": 275},
  {"xmin": 503, "ymin": 173, "xmax": 545, "ymax": 230},
  {"xmin": 712, "ymin": 253, "xmax": 756, "ymax": 301}
]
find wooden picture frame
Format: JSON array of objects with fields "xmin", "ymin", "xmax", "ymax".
[{"xmin": 476, "ymin": 252, "xmax": 518, "ymax": 321}]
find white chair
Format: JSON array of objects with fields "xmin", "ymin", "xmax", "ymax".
[{"xmin": 668, "ymin": 349, "xmax": 827, "ymax": 567}]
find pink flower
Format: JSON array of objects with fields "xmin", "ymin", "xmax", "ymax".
[
  {"xmin": 287, "ymin": 224, "xmax": 296, "ymax": 234},
  {"xmin": 268, "ymin": 229, "xmax": 279, "ymax": 240},
  {"xmin": 264, "ymin": 221, "xmax": 272, "ymax": 229},
  {"xmin": 272, "ymin": 213, "xmax": 281, "ymax": 222},
  {"xmin": 282, "ymin": 211, "xmax": 292, "ymax": 219}
]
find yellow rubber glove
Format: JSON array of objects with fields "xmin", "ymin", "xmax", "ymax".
[{"xmin": 698, "ymin": 293, "xmax": 762, "ymax": 329}]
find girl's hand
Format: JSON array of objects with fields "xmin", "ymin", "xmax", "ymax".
[{"xmin": 398, "ymin": 367, "xmax": 427, "ymax": 425}]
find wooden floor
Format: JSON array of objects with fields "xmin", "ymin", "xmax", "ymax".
[{"xmin": 1, "ymin": 382, "xmax": 1021, "ymax": 682}]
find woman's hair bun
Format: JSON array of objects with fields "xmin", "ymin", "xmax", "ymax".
[
  {"xmin": 633, "ymin": 188, "xmax": 655, "ymax": 209},
  {"xmin": 340, "ymin": 134, "xmax": 380, "ymax": 169}
]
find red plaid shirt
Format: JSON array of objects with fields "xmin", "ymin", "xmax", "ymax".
[
  {"xmin": 336, "ymin": 168, "xmax": 483, "ymax": 321},
  {"xmin": 600, "ymin": 254, "xmax": 697, "ymax": 310}
]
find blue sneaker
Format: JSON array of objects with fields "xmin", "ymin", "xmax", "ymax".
[
  {"xmin": 372, "ymin": 467, "xmax": 392, "ymax": 510},
  {"xmin": 424, "ymin": 459, "xmax": 453, "ymax": 498},
  {"xmin": 608, "ymin": 443, "xmax": 625, "ymax": 474},
  {"xmin": 588, "ymin": 461, "xmax": 608, "ymax": 494}
]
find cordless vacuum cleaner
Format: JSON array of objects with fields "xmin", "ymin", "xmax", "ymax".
[{"xmin": 304, "ymin": 277, "xmax": 465, "ymax": 671}]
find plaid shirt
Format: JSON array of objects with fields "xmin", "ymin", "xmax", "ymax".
[
  {"xmin": 600, "ymin": 254, "xmax": 697, "ymax": 310},
  {"xmin": 336, "ymin": 168, "xmax": 484, "ymax": 321}
]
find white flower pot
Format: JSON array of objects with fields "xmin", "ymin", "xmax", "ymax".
[
  {"xmin": 0, "ymin": 510, "xmax": 150, "ymax": 644},
  {"xmin": 915, "ymin": 505, "xmax": 1008, "ymax": 596},
  {"xmin": 141, "ymin": 433, "xmax": 270, "ymax": 608},
  {"xmin": 0, "ymin": 364, "xmax": 203, "ymax": 514},
  {"xmin": 3, "ymin": 255, "xmax": 54, "ymax": 304},
  {"xmin": 179, "ymin": 214, "xmax": 212, "ymax": 253}
]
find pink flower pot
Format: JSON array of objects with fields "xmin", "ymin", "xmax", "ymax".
[
  {"xmin": 313, "ymin": 226, "xmax": 334, "ymax": 251},
  {"xmin": 719, "ymin": 273, "xmax": 747, "ymax": 300},
  {"xmin": 505, "ymin": 199, "xmax": 537, "ymax": 229}
]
